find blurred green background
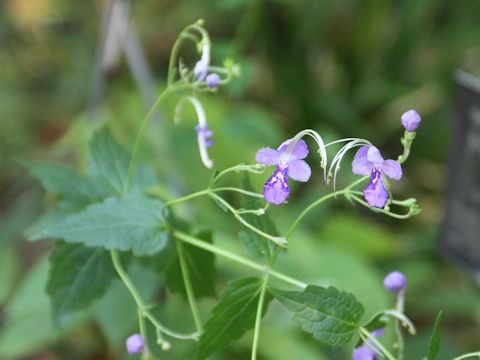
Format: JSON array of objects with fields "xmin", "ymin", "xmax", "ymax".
[{"xmin": 1, "ymin": 0, "xmax": 479, "ymax": 359}]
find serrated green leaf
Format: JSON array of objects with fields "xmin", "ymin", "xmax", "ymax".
[
  {"xmin": 427, "ymin": 311, "xmax": 443, "ymax": 360},
  {"xmin": 197, "ymin": 277, "xmax": 272, "ymax": 360},
  {"xmin": 270, "ymin": 285, "xmax": 364, "ymax": 347},
  {"xmin": 165, "ymin": 230, "xmax": 216, "ymax": 299},
  {"xmin": 87, "ymin": 127, "xmax": 157, "ymax": 196},
  {"xmin": 26, "ymin": 162, "xmax": 103, "ymax": 210},
  {"xmin": 26, "ymin": 209, "xmax": 67, "ymax": 241},
  {"xmin": 39, "ymin": 194, "xmax": 169, "ymax": 256},
  {"xmin": 46, "ymin": 242, "xmax": 116, "ymax": 326},
  {"xmin": 238, "ymin": 174, "xmax": 280, "ymax": 260}
]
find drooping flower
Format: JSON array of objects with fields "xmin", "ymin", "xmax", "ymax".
[
  {"xmin": 352, "ymin": 145, "xmax": 402, "ymax": 208},
  {"xmin": 256, "ymin": 139, "xmax": 311, "ymax": 205},
  {"xmin": 353, "ymin": 329, "xmax": 385, "ymax": 360},
  {"xmin": 206, "ymin": 73, "xmax": 220, "ymax": 88},
  {"xmin": 175, "ymin": 96, "xmax": 214, "ymax": 168},
  {"xmin": 401, "ymin": 110, "xmax": 421, "ymax": 132},
  {"xmin": 194, "ymin": 43, "xmax": 210, "ymax": 81},
  {"xmin": 126, "ymin": 334, "xmax": 144, "ymax": 356},
  {"xmin": 384, "ymin": 271, "xmax": 407, "ymax": 292}
]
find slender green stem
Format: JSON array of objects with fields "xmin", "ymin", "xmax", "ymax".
[
  {"xmin": 214, "ymin": 187, "xmax": 264, "ymax": 198},
  {"xmin": 164, "ymin": 189, "xmax": 211, "ymax": 208},
  {"xmin": 349, "ymin": 194, "xmax": 411, "ymax": 219},
  {"xmin": 360, "ymin": 327, "xmax": 396, "ymax": 360},
  {"xmin": 143, "ymin": 312, "xmax": 199, "ymax": 340},
  {"xmin": 251, "ymin": 271, "xmax": 270, "ymax": 360},
  {"xmin": 176, "ymin": 240, "xmax": 203, "ymax": 332},
  {"xmin": 173, "ymin": 230, "xmax": 307, "ymax": 289},
  {"xmin": 209, "ymin": 192, "xmax": 287, "ymax": 247},
  {"xmin": 285, "ymin": 190, "xmax": 349, "ymax": 238},
  {"xmin": 210, "ymin": 164, "xmax": 265, "ymax": 187},
  {"xmin": 127, "ymin": 87, "xmax": 171, "ymax": 191},
  {"xmin": 163, "ymin": 187, "xmax": 263, "ymax": 209},
  {"xmin": 359, "ymin": 331, "xmax": 386, "ymax": 360},
  {"xmin": 111, "ymin": 250, "xmax": 145, "ymax": 309},
  {"xmin": 394, "ymin": 318, "xmax": 404, "ymax": 360},
  {"xmin": 451, "ymin": 352, "xmax": 480, "ymax": 360},
  {"xmin": 138, "ymin": 310, "xmax": 153, "ymax": 359}
]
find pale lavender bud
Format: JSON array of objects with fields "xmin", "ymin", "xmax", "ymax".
[
  {"xmin": 206, "ymin": 73, "xmax": 220, "ymax": 88},
  {"xmin": 126, "ymin": 334, "xmax": 144, "ymax": 356},
  {"xmin": 401, "ymin": 110, "xmax": 421, "ymax": 132},
  {"xmin": 384, "ymin": 271, "xmax": 407, "ymax": 292}
]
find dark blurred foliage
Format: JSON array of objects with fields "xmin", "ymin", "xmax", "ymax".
[{"xmin": 1, "ymin": 0, "xmax": 479, "ymax": 359}]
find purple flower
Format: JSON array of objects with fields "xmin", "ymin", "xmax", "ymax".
[
  {"xmin": 206, "ymin": 73, "xmax": 220, "ymax": 88},
  {"xmin": 196, "ymin": 124, "xmax": 214, "ymax": 148},
  {"xmin": 384, "ymin": 271, "xmax": 407, "ymax": 292},
  {"xmin": 352, "ymin": 145, "xmax": 402, "ymax": 208},
  {"xmin": 194, "ymin": 44, "xmax": 210, "ymax": 81},
  {"xmin": 401, "ymin": 110, "xmax": 421, "ymax": 132},
  {"xmin": 126, "ymin": 334, "xmax": 144, "ymax": 356},
  {"xmin": 256, "ymin": 139, "xmax": 311, "ymax": 205},
  {"xmin": 353, "ymin": 328, "xmax": 385, "ymax": 360}
]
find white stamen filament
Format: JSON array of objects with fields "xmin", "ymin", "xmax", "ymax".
[
  {"xmin": 327, "ymin": 138, "xmax": 372, "ymax": 193},
  {"xmin": 175, "ymin": 96, "xmax": 213, "ymax": 168},
  {"xmin": 283, "ymin": 129, "xmax": 328, "ymax": 180}
]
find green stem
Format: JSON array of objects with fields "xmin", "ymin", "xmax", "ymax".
[
  {"xmin": 394, "ymin": 318, "xmax": 405, "ymax": 360},
  {"xmin": 138, "ymin": 310, "xmax": 153, "ymax": 359},
  {"xmin": 285, "ymin": 190, "xmax": 349, "ymax": 238},
  {"xmin": 111, "ymin": 250, "xmax": 145, "ymax": 309},
  {"xmin": 210, "ymin": 164, "xmax": 265, "ymax": 187},
  {"xmin": 143, "ymin": 312, "xmax": 199, "ymax": 340},
  {"xmin": 176, "ymin": 240, "xmax": 203, "ymax": 332},
  {"xmin": 163, "ymin": 187, "xmax": 263, "ymax": 208},
  {"xmin": 349, "ymin": 194, "xmax": 411, "ymax": 219},
  {"xmin": 251, "ymin": 271, "xmax": 270, "ymax": 360},
  {"xmin": 451, "ymin": 352, "xmax": 480, "ymax": 360},
  {"xmin": 208, "ymin": 192, "xmax": 286, "ymax": 247},
  {"xmin": 359, "ymin": 331, "xmax": 385, "ymax": 360},
  {"xmin": 360, "ymin": 327, "xmax": 397, "ymax": 360},
  {"xmin": 173, "ymin": 230, "xmax": 306, "ymax": 289}
]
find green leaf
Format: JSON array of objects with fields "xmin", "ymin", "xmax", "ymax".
[
  {"xmin": 87, "ymin": 128, "xmax": 156, "ymax": 196},
  {"xmin": 427, "ymin": 311, "xmax": 443, "ymax": 360},
  {"xmin": 26, "ymin": 162, "xmax": 103, "ymax": 210},
  {"xmin": 270, "ymin": 285, "xmax": 364, "ymax": 347},
  {"xmin": 165, "ymin": 230, "xmax": 216, "ymax": 299},
  {"xmin": 46, "ymin": 242, "xmax": 116, "ymax": 326},
  {"xmin": 238, "ymin": 174, "xmax": 280, "ymax": 260},
  {"xmin": 40, "ymin": 194, "xmax": 169, "ymax": 256},
  {"xmin": 197, "ymin": 277, "xmax": 272, "ymax": 359}
]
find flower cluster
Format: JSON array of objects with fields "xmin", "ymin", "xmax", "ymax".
[{"xmin": 253, "ymin": 110, "xmax": 420, "ymax": 209}]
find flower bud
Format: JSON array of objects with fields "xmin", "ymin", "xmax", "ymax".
[
  {"xmin": 206, "ymin": 73, "xmax": 220, "ymax": 88},
  {"xmin": 383, "ymin": 271, "xmax": 407, "ymax": 292},
  {"xmin": 401, "ymin": 110, "xmax": 421, "ymax": 132},
  {"xmin": 126, "ymin": 334, "xmax": 144, "ymax": 356}
]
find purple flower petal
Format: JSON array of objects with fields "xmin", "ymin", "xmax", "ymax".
[
  {"xmin": 364, "ymin": 169, "xmax": 388, "ymax": 208},
  {"xmin": 264, "ymin": 167, "xmax": 290, "ymax": 205},
  {"xmin": 256, "ymin": 148, "xmax": 281, "ymax": 166},
  {"xmin": 277, "ymin": 139, "xmax": 309, "ymax": 160},
  {"xmin": 287, "ymin": 159, "xmax": 311, "ymax": 182},
  {"xmin": 367, "ymin": 146, "xmax": 384, "ymax": 164},
  {"xmin": 381, "ymin": 159, "xmax": 402, "ymax": 180},
  {"xmin": 352, "ymin": 146, "xmax": 373, "ymax": 176}
]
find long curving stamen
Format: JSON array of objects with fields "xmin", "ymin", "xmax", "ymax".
[
  {"xmin": 283, "ymin": 129, "xmax": 328, "ymax": 180},
  {"xmin": 327, "ymin": 138, "xmax": 372, "ymax": 193}
]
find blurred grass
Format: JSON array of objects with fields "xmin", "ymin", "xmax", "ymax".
[{"xmin": 0, "ymin": 0, "xmax": 479, "ymax": 359}]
